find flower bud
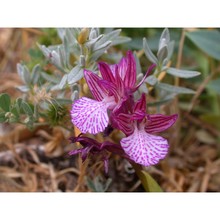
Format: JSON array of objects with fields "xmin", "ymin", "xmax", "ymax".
[{"xmin": 77, "ymin": 28, "xmax": 89, "ymax": 45}]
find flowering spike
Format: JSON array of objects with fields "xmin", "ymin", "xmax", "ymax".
[
  {"xmin": 71, "ymin": 97, "xmax": 109, "ymax": 134},
  {"xmin": 145, "ymin": 114, "xmax": 178, "ymax": 133},
  {"xmin": 120, "ymin": 126, "xmax": 169, "ymax": 166}
]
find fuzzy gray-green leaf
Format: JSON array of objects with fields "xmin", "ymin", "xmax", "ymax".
[
  {"xmin": 166, "ymin": 67, "xmax": 201, "ymax": 78},
  {"xmin": 156, "ymin": 83, "xmax": 196, "ymax": 94},
  {"xmin": 67, "ymin": 65, "xmax": 83, "ymax": 85},
  {"xmin": 143, "ymin": 38, "xmax": 158, "ymax": 64}
]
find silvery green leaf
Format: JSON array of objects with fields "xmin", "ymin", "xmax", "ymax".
[
  {"xmin": 143, "ymin": 38, "xmax": 158, "ymax": 64},
  {"xmin": 16, "ymin": 85, "xmax": 30, "ymax": 93},
  {"xmin": 90, "ymin": 42, "xmax": 112, "ymax": 61},
  {"xmin": 148, "ymin": 94, "xmax": 175, "ymax": 107},
  {"xmin": 97, "ymin": 29, "xmax": 121, "ymax": 46},
  {"xmin": 86, "ymin": 35, "xmax": 103, "ymax": 50},
  {"xmin": 41, "ymin": 72, "xmax": 60, "ymax": 84},
  {"xmin": 167, "ymin": 40, "xmax": 175, "ymax": 61},
  {"xmin": 58, "ymin": 74, "xmax": 68, "ymax": 90},
  {"xmin": 166, "ymin": 67, "xmax": 201, "ymax": 78},
  {"xmin": 158, "ymin": 28, "xmax": 170, "ymax": 51},
  {"xmin": 50, "ymin": 50, "xmax": 61, "ymax": 67},
  {"xmin": 138, "ymin": 83, "xmax": 149, "ymax": 94},
  {"xmin": 67, "ymin": 65, "xmax": 83, "ymax": 85},
  {"xmin": 89, "ymin": 28, "xmax": 99, "ymax": 40},
  {"xmin": 134, "ymin": 52, "xmax": 142, "ymax": 74},
  {"xmin": 31, "ymin": 64, "xmax": 41, "ymax": 84},
  {"xmin": 93, "ymin": 40, "xmax": 112, "ymax": 52},
  {"xmin": 66, "ymin": 28, "xmax": 80, "ymax": 42},
  {"xmin": 38, "ymin": 44, "xmax": 50, "ymax": 58},
  {"xmin": 80, "ymin": 55, "xmax": 85, "ymax": 67},
  {"xmin": 57, "ymin": 28, "xmax": 66, "ymax": 41},
  {"xmin": 17, "ymin": 64, "xmax": 31, "ymax": 85},
  {"xmin": 156, "ymin": 82, "xmax": 196, "ymax": 94},
  {"xmin": 145, "ymin": 75, "xmax": 158, "ymax": 86},
  {"xmin": 58, "ymin": 45, "xmax": 68, "ymax": 69},
  {"xmin": 111, "ymin": 36, "xmax": 131, "ymax": 46},
  {"xmin": 157, "ymin": 45, "xmax": 168, "ymax": 63},
  {"xmin": 55, "ymin": 98, "xmax": 72, "ymax": 105},
  {"xmin": 71, "ymin": 90, "xmax": 79, "ymax": 101},
  {"xmin": 63, "ymin": 36, "xmax": 71, "ymax": 69}
]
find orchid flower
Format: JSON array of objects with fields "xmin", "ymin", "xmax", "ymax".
[
  {"xmin": 70, "ymin": 50, "xmax": 177, "ymax": 169},
  {"xmin": 114, "ymin": 94, "xmax": 178, "ymax": 166},
  {"xmin": 69, "ymin": 134, "xmax": 129, "ymax": 173},
  {"xmin": 71, "ymin": 51, "xmax": 155, "ymax": 134}
]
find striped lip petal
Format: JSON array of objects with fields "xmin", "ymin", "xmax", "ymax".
[
  {"xmin": 84, "ymin": 69, "xmax": 108, "ymax": 101},
  {"xmin": 120, "ymin": 126, "xmax": 169, "ymax": 166},
  {"xmin": 145, "ymin": 114, "xmax": 178, "ymax": 134},
  {"xmin": 71, "ymin": 97, "xmax": 109, "ymax": 134}
]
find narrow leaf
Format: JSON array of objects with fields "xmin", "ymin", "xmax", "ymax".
[
  {"xmin": 166, "ymin": 67, "xmax": 201, "ymax": 78},
  {"xmin": 156, "ymin": 83, "xmax": 196, "ymax": 94},
  {"xmin": 133, "ymin": 163, "xmax": 163, "ymax": 192},
  {"xmin": 143, "ymin": 38, "xmax": 158, "ymax": 64}
]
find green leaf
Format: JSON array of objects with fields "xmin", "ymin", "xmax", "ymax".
[
  {"xmin": 143, "ymin": 38, "xmax": 158, "ymax": 64},
  {"xmin": 166, "ymin": 67, "xmax": 201, "ymax": 78},
  {"xmin": 186, "ymin": 30, "xmax": 220, "ymax": 60},
  {"xmin": 156, "ymin": 83, "xmax": 196, "ymax": 94},
  {"xmin": 207, "ymin": 78, "xmax": 220, "ymax": 94},
  {"xmin": 21, "ymin": 101, "xmax": 33, "ymax": 116},
  {"xmin": 41, "ymin": 71, "xmax": 60, "ymax": 84},
  {"xmin": 133, "ymin": 164, "xmax": 163, "ymax": 192},
  {"xmin": 0, "ymin": 112, "xmax": 6, "ymax": 123},
  {"xmin": 0, "ymin": 93, "xmax": 11, "ymax": 112},
  {"xmin": 148, "ymin": 94, "xmax": 175, "ymax": 107},
  {"xmin": 67, "ymin": 65, "xmax": 83, "ymax": 85}
]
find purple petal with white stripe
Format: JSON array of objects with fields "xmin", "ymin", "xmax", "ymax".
[
  {"xmin": 84, "ymin": 69, "xmax": 108, "ymax": 101},
  {"xmin": 120, "ymin": 126, "xmax": 169, "ymax": 166},
  {"xmin": 71, "ymin": 97, "xmax": 109, "ymax": 134},
  {"xmin": 145, "ymin": 114, "xmax": 178, "ymax": 134}
]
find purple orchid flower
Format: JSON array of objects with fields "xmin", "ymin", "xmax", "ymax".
[
  {"xmin": 71, "ymin": 51, "xmax": 156, "ymax": 134},
  {"xmin": 113, "ymin": 94, "xmax": 178, "ymax": 166},
  {"xmin": 69, "ymin": 134, "xmax": 129, "ymax": 173},
  {"xmin": 70, "ymin": 50, "xmax": 178, "ymax": 169}
]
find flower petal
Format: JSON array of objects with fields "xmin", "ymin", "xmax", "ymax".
[
  {"xmin": 120, "ymin": 127, "xmax": 169, "ymax": 166},
  {"xmin": 98, "ymin": 62, "xmax": 115, "ymax": 83},
  {"xmin": 112, "ymin": 113, "xmax": 134, "ymax": 136},
  {"xmin": 145, "ymin": 114, "xmax": 178, "ymax": 133},
  {"xmin": 134, "ymin": 93, "xmax": 147, "ymax": 113},
  {"xmin": 123, "ymin": 51, "xmax": 136, "ymax": 89},
  {"xmin": 110, "ymin": 51, "xmax": 136, "ymax": 89},
  {"xmin": 84, "ymin": 69, "xmax": 108, "ymax": 101},
  {"xmin": 71, "ymin": 97, "xmax": 109, "ymax": 134}
]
